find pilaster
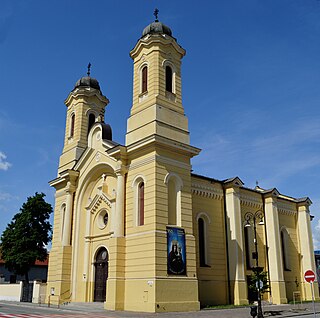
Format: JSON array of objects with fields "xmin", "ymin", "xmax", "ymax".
[
  {"xmin": 224, "ymin": 181, "xmax": 248, "ymax": 305},
  {"xmin": 105, "ymin": 236, "xmax": 126, "ymax": 310},
  {"xmin": 114, "ymin": 164, "xmax": 126, "ymax": 237},
  {"xmin": 264, "ymin": 193, "xmax": 287, "ymax": 304},
  {"xmin": 297, "ymin": 199, "xmax": 319, "ymax": 300}
]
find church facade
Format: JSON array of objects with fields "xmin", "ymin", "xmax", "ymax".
[{"xmin": 46, "ymin": 17, "xmax": 318, "ymax": 312}]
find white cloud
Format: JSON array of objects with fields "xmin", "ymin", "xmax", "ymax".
[
  {"xmin": 313, "ymin": 218, "xmax": 320, "ymax": 251},
  {"xmin": 0, "ymin": 151, "xmax": 12, "ymax": 171}
]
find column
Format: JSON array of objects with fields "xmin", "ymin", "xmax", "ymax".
[
  {"xmin": 114, "ymin": 169, "xmax": 125, "ymax": 237},
  {"xmin": 106, "ymin": 166, "xmax": 126, "ymax": 310},
  {"xmin": 264, "ymin": 194, "xmax": 287, "ymax": 304},
  {"xmin": 82, "ymin": 207, "xmax": 91, "ymax": 298},
  {"xmin": 297, "ymin": 200, "xmax": 319, "ymax": 300},
  {"xmin": 62, "ymin": 182, "xmax": 75, "ymax": 246},
  {"xmin": 225, "ymin": 185, "xmax": 248, "ymax": 305}
]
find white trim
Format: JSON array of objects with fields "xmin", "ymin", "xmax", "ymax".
[
  {"xmin": 131, "ymin": 175, "xmax": 147, "ymax": 227},
  {"xmin": 243, "ymin": 224, "xmax": 254, "ymax": 269},
  {"xmin": 162, "ymin": 59, "xmax": 176, "ymax": 94},
  {"xmin": 60, "ymin": 203, "xmax": 66, "ymax": 243},
  {"xmin": 196, "ymin": 213, "xmax": 210, "ymax": 266},
  {"xmin": 164, "ymin": 172, "xmax": 183, "ymax": 226},
  {"xmin": 139, "ymin": 61, "xmax": 149, "ymax": 95},
  {"xmin": 196, "ymin": 212, "xmax": 211, "ymax": 224},
  {"xmin": 90, "ymin": 245, "xmax": 109, "ymax": 296},
  {"xmin": 280, "ymin": 226, "xmax": 290, "ymax": 270},
  {"xmin": 126, "ymin": 229, "xmax": 166, "ymax": 238},
  {"xmin": 69, "ymin": 111, "xmax": 76, "ymax": 139}
]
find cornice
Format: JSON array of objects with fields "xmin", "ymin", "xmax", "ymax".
[
  {"xmin": 65, "ymin": 87, "xmax": 109, "ymax": 106},
  {"xmin": 277, "ymin": 201, "xmax": 296, "ymax": 216},
  {"xmin": 130, "ymin": 34, "xmax": 186, "ymax": 60},
  {"xmin": 240, "ymin": 193, "xmax": 263, "ymax": 209},
  {"xmin": 49, "ymin": 169, "xmax": 79, "ymax": 189},
  {"xmin": 191, "ymin": 182, "xmax": 223, "ymax": 200},
  {"xmin": 126, "ymin": 134, "xmax": 201, "ymax": 158}
]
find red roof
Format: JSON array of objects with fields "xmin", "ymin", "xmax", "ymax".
[{"xmin": 0, "ymin": 256, "xmax": 48, "ymax": 266}]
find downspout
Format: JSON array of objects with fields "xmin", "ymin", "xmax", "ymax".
[
  {"xmin": 262, "ymin": 194, "xmax": 272, "ymax": 297},
  {"xmin": 223, "ymin": 185, "xmax": 232, "ymax": 304}
]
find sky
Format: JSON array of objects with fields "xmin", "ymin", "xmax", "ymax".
[{"xmin": 1, "ymin": 1, "xmax": 320, "ymax": 249}]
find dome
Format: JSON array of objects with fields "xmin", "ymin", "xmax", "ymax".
[
  {"xmin": 142, "ymin": 21, "xmax": 172, "ymax": 37},
  {"xmin": 74, "ymin": 76, "xmax": 101, "ymax": 91}
]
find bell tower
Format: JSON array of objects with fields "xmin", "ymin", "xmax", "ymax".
[
  {"xmin": 58, "ymin": 64, "xmax": 109, "ymax": 174},
  {"xmin": 124, "ymin": 11, "xmax": 201, "ymax": 312},
  {"xmin": 126, "ymin": 11, "xmax": 189, "ymax": 146}
]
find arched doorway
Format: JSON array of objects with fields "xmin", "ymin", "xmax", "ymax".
[{"xmin": 94, "ymin": 247, "xmax": 108, "ymax": 302}]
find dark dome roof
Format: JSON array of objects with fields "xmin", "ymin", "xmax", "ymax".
[
  {"xmin": 74, "ymin": 76, "xmax": 101, "ymax": 91},
  {"xmin": 142, "ymin": 21, "xmax": 172, "ymax": 37},
  {"xmin": 101, "ymin": 123, "xmax": 112, "ymax": 141}
]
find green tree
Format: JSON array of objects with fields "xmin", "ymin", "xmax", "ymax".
[
  {"xmin": 249, "ymin": 267, "xmax": 270, "ymax": 298},
  {"xmin": 0, "ymin": 192, "xmax": 52, "ymax": 284}
]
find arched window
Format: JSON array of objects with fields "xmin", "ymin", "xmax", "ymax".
[
  {"xmin": 165, "ymin": 173, "xmax": 183, "ymax": 226},
  {"xmin": 166, "ymin": 66, "xmax": 173, "ymax": 92},
  {"xmin": 281, "ymin": 228, "xmax": 290, "ymax": 271},
  {"xmin": 138, "ymin": 182, "xmax": 144, "ymax": 226},
  {"xmin": 142, "ymin": 66, "xmax": 148, "ymax": 93},
  {"xmin": 168, "ymin": 178, "xmax": 177, "ymax": 225},
  {"xmin": 88, "ymin": 113, "xmax": 95, "ymax": 135},
  {"xmin": 132, "ymin": 175, "xmax": 147, "ymax": 227},
  {"xmin": 70, "ymin": 113, "xmax": 75, "ymax": 138},
  {"xmin": 60, "ymin": 204, "xmax": 66, "ymax": 242},
  {"xmin": 244, "ymin": 226, "xmax": 253, "ymax": 269},
  {"xmin": 198, "ymin": 218, "xmax": 207, "ymax": 267}
]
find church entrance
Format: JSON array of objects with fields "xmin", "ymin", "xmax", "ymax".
[{"xmin": 94, "ymin": 247, "xmax": 108, "ymax": 302}]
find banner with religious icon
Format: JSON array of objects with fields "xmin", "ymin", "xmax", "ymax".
[{"xmin": 167, "ymin": 226, "xmax": 186, "ymax": 275}]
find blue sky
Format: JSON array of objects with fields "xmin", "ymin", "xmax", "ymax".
[{"xmin": 1, "ymin": 1, "xmax": 320, "ymax": 248}]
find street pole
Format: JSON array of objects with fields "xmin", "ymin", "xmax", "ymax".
[
  {"xmin": 311, "ymin": 282, "xmax": 316, "ymax": 318},
  {"xmin": 245, "ymin": 211, "xmax": 264, "ymax": 318}
]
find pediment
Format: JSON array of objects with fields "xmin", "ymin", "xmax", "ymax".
[
  {"xmin": 223, "ymin": 176, "xmax": 244, "ymax": 187},
  {"xmin": 86, "ymin": 192, "xmax": 115, "ymax": 214}
]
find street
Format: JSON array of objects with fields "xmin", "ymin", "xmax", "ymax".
[{"xmin": 0, "ymin": 301, "xmax": 320, "ymax": 318}]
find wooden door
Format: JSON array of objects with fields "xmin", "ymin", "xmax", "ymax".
[{"xmin": 94, "ymin": 248, "xmax": 108, "ymax": 302}]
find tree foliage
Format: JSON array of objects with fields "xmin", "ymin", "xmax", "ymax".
[
  {"xmin": 249, "ymin": 266, "xmax": 270, "ymax": 295},
  {"xmin": 0, "ymin": 192, "xmax": 52, "ymax": 282}
]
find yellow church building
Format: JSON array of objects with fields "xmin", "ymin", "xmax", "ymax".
[{"xmin": 46, "ymin": 14, "xmax": 318, "ymax": 312}]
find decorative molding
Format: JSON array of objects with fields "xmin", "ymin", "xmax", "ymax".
[
  {"xmin": 191, "ymin": 182, "xmax": 223, "ymax": 200},
  {"xmin": 278, "ymin": 202, "xmax": 296, "ymax": 216},
  {"xmin": 126, "ymin": 229, "xmax": 166, "ymax": 238},
  {"xmin": 86, "ymin": 192, "xmax": 115, "ymax": 214},
  {"xmin": 128, "ymin": 153, "xmax": 192, "ymax": 171},
  {"xmin": 127, "ymin": 154, "xmax": 156, "ymax": 171},
  {"xmin": 156, "ymin": 154, "xmax": 191, "ymax": 170},
  {"xmin": 240, "ymin": 194, "xmax": 263, "ymax": 209},
  {"xmin": 85, "ymin": 231, "xmax": 113, "ymax": 241}
]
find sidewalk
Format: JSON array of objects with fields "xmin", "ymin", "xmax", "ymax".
[{"xmin": 0, "ymin": 300, "xmax": 320, "ymax": 317}]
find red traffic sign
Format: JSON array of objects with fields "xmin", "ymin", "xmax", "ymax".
[{"xmin": 304, "ymin": 270, "xmax": 316, "ymax": 283}]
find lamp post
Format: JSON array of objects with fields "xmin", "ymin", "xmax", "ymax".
[{"xmin": 244, "ymin": 211, "xmax": 264, "ymax": 318}]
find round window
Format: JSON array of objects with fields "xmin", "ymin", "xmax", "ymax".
[
  {"xmin": 97, "ymin": 210, "xmax": 109, "ymax": 229},
  {"xmin": 103, "ymin": 213, "xmax": 108, "ymax": 225}
]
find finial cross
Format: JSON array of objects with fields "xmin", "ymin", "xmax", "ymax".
[
  {"xmin": 87, "ymin": 62, "xmax": 91, "ymax": 76},
  {"xmin": 154, "ymin": 8, "xmax": 159, "ymax": 21}
]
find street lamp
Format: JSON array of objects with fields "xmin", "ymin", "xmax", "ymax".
[{"xmin": 244, "ymin": 211, "xmax": 264, "ymax": 318}]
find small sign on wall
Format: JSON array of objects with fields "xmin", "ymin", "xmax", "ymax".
[{"xmin": 167, "ymin": 226, "xmax": 186, "ymax": 275}]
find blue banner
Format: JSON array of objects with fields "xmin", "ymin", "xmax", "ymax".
[{"xmin": 167, "ymin": 227, "xmax": 186, "ymax": 275}]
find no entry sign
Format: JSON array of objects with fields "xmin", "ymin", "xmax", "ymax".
[{"xmin": 304, "ymin": 270, "xmax": 316, "ymax": 283}]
